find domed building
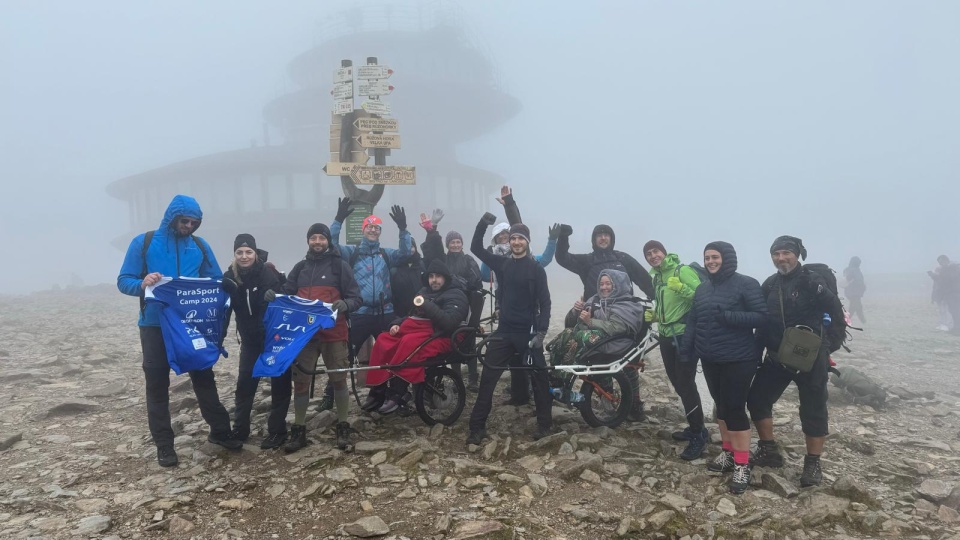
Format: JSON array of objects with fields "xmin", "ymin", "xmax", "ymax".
[{"xmin": 107, "ymin": 2, "xmax": 519, "ymax": 266}]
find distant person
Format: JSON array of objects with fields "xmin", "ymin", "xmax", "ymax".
[
  {"xmin": 221, "ymin": 234, "xmax": 285, "ymax": 449},
  {"xmin": 680, "ymin": 241, "xmax": 766, "ymax": 494},
  {"xmin": 117, "ymin": 195, "xmax": 240, "ymax": 467},
  {"xmin": 842, "ymin": 256, "xmax": 866, "ymax": 323},
  {"xmin": 929, "ymin": 255, "xmax": 960, "ymax": 334},
  {"xmin": 555, "ymin": 223, "xmax": 655, "ymax": 422},
  {"xmin": 391, "ymin": 243, "xmax": 425, "ymax": 319},
  {"xmin": 748, "ymin": 236, "xmax": 845, "ymax": 489},
  {"xmin": 643, "ymin": 240, "xmax": 707, "ymax": 461},
  {"xmin": 278, "ymin": 223, "xmax": 361, "ymax": 452}
]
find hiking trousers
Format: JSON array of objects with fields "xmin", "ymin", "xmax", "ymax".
[
  {"xmin": 469, "ymin": 332, "xmax": 552, "ymax": 434},
  {"xmin": 140, "ymin": 326, "xmax": 232, "ymax": 448}
]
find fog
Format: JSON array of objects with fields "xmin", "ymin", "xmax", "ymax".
[{"xmin": 2, "ymin": 0, "xmax": 958, "ymax": 294}]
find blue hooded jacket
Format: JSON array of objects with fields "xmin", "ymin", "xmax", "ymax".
[
  {"xmin": 117, "ymin": 195, "xmax": 222, "ymax": 326},
  {"xmin": 330, "ymin": 219, "xmax": 412, "ymax": 315}
]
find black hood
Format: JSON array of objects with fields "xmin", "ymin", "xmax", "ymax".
[
  {"xmin": 256, "ymin": 248, "xmax": 270, "ymax": 263},
  {"xmin": 704, "ymin": 241, "xmax": 738, "ymax": 283},
  {"xmin": 422, "ymin": 259, "xmax": 454, "ymax": 289},
  {"xmin": 592, "ymin": 224, "xmax": 616, "ymax": 251}
]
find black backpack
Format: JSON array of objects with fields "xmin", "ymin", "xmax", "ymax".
[{"xmin": 803, "ymin": 263, "xmax": 851, "ymax": 353}]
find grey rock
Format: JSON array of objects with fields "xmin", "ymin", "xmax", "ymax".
[
  {"xmin": 46, "ymin": 399, "xmax": 100, "ymax": 417},
  {"xmin": 939, "ymin": 505, "xmax": 960, "ymax": 523},
  {"xmin": 74, "ymin": 498, "xmax": 110, "ymax": 513},
  {"xmin": 168, "ymin": 515, "xmax": 195, "ymax": 534},
  {"xmin": 306, "ymin": 410, "xmax": 336, "ymax": 431},
  {"xmin": 343, "ymin": 515, "xmax": 390, "ymax": 537},
  {"xmin": 942, "ymin": 485, "xmax": 960, "ymax": 511},
  {"xmin": 717, "ymin": 497, "xmax": 737, "ymax": 516},
  {"xmin": 831, "ymin": 475, "xmax": 876, "ymax": 506},
  {"xmin": 449, "ymin": 520, "xmax": 506, "ymax": 539},
  {"xmin": 74, "ymin": 515, "xmax": 111, "ymax": 534},
  {"xmin": 355, "ymin": 441, "xmax": 393, "ymax": 454},
  {"xmin": 522, "ymin": 430, "xmax": 568, "ymax": 452},
  {"xmin": 558, "ymin": 453, "xmax": 603, "ymax": 481},
  {"xmin": 168, "ymin": 396, "xmax": 198, "ymax": 411},
  {"xmin": 0, "ymin": 432, "xmax": 22, "ymax": 451},
  {"xmin": 647, "ymin": 510, "xmax": 676, "ymax": 529},
  {"xmin": 527, "ymin": 473, "xmax": 548, "ymax": 497},
  {"xmin": 761, "ymin": 473, "xmax": 799, "ymax": 499},
  {"xmin": 85, "ymin": 381, "xmax": 127, "ymax": 398},
  {"xmin": 516, "ymin": 455, "xmax": 544, "ymax": 472},
  {"xmin": 660, "ymin": 493, "xmax": 692, "ymax": 512},
  {"xmin": 396, "ymin": 448, "xmax": 424, "ymax": 468},
  {"xmin": 918, "ymin": 479, "xmax": 953, "ymax": 503}
]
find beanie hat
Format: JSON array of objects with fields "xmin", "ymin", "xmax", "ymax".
[
  {"xmin": 643, "ymin": 240, "xmax": 666, "ymax": 255},
  {"xmin": 445, "ymin": 230, "xmax": 463, "ymax": 246},
  {"xmin": 769, "ymin": 235, "xmax": 807, "ymax": 260},
  {"xmin": 307, "ymin": 223, "xmax": 332, "ymax": 241},
  {"xmin": 362, "ymin": 215, "xmax": 383, "ymax": 230},
  {"xmin": 509, "ymin": 223, "xmax": 531, "ymax": 244},
  {"xmin": 234, "ymin": 233, "xmax": 257, "ymax": 251}
]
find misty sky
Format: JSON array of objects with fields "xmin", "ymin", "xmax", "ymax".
[{"xmin": 2, "ymin": 1, "xmax": 958, "ymax": 294}]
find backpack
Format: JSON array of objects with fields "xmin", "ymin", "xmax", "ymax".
[{"xmin": 802, "ymin": 263, "xmax": 851, "ymax": 353}]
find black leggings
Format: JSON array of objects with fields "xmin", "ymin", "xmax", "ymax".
[
  {"xmin": 660, "ymin": 335, "xmax": 704, "ymax": 432},
  {"xmin": 701, "ymin": 360, "xmax": 757, "ymax": 432}
]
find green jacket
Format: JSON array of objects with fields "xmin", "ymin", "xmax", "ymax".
[{"xmin": 649, "ymin": 254, "xmax": 701, "ymax": 337}]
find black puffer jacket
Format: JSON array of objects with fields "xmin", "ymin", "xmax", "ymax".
[
  {"xmin": 405, "ymin": 259, "xmax": 470, "ymax": 335},
  {"xmin": 681, "ymin": 242, "xmax": 766, "ymax": 364},
  {"xmin": 223, "ymin": 260, "xmax": 282, "ymax": 346},
  {"xmin": 556, "ymin": 225, "xmax": 655, "ymax": 299},
  {"xmin": 392, "ymin": 252, "xmax": 425, "ymax": 318},
  {"xmin": 759, "ymin": 263, "xmax": 845, "ymax": 351}
]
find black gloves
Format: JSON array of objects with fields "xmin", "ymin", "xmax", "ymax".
[
  {"xmin": 331, "ymin": 299, "xmax": 348, "ymax": 314},
  {"xmin": 335, "ymin": 197, "xmax": 354, "ymax": 223},
  {"xmin": 264, "ymin": 290, "xmax": 277, "ymax": 303},
  {"xmin": 548, "ymin": 223, "xmax": 561, "ymax": 240},
  {"xmin": 559, "ymin": 224, "xmax": 573, "ymax": 236},
  {"xmin": 480, "ymin": 212, "xmax": 497, "ymax": 226},
  {"xmin": 529, "ymin": 332, "xmax": 546, "ymax": 350},
  {"xmin": 389, "ymin": 205, "xmax": 407, "ymax": 230},
  {"xmin": 221, "ymin": 278, "xmax": 238, "ymax": 295}
]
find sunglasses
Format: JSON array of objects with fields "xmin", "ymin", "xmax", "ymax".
[{"xmin": 179, "ymin": 218, "xmax": 201, "ymax": 227}]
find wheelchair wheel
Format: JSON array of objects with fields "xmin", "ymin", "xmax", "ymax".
[
  {"xmin": 415, "ymin": 365, "xmax": 466, "ymax": 426},
  {"xmin": 579, "ymin": 371, "xmax": 634, "ymax": 428}
]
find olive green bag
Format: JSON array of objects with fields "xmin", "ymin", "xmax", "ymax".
[{"xmin": 775, "ymin": 288, "xmax": 822, "ymax": 373}]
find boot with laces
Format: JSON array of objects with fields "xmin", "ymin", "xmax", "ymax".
[
  {"xmin": 260, "ymin": 432, "xmax": 288, "ymax": 450},
  {"xmin": 750, "ymin": 439, "xmax": 784, "ymax": 468},
  {"xmin": 679, "ymin": 431, "xmax": 707, "ymax": 461},
  {"xmin": 729, "ymin": 463, "xmax": 752, "ymax": 494},
  {"xmin": 335, "ymin": 421, "xmax": 354, "ymax": 452},
  {"xmin": 707, "ymin": 449, "xmax": 735, "ymax": 473},
  {"xmin": 284, "ymin": 424, "xmax": 308, "ymax": 453},
  {"xmin": 157, "ymin": 445, "xmax": 179, "ymax": 467},
  {"xmin": 800, "ymin": 454, "xmax": 823, "ymax": 487}
]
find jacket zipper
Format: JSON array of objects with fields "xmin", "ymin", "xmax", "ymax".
[{"xmin": 246, "ymin": 289, "xmax": 253, "ymax": 316}]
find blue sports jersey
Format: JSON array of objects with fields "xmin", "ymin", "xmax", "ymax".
[
  {"xmin": 145, "ymin": 277, "xmax": 230, "ymax": 375},
  {"xmin": 253, "ymin": 295, "xmax": 337, "ymax": 378}
]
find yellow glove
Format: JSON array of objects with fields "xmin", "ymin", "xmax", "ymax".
[
  {"xmin": 644, "ymin": 310, "xmax": 656, "ymax": 323},
  {"xmin": 666, "ymin": 276, "xmax": 684, "ymax": 292}
]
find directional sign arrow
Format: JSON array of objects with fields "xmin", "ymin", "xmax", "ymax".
[
  {"xmin": 349, "ymin": 165, "xmax": 416, "ymax": 185},
  {"xmin": 358, "ymin": 81, "xmax": 394, "ymax": 97},
  {"xmin": 356, "ymin": 65, "xmax": 393, "ymax": 80},
  {"xmin": 331, "ymin": 82, "xmax": 353, "ymax": 100},
  {"xmin": 355, "ymin": 133, "xmax": 401, "ymax": 149},
  {"xmin": 360, "ymin": 101, "xmax": 391, "ymax": 115},
  {"xmin": 353, "ymin": 118, "xmax": 399, "ymax": 132}
]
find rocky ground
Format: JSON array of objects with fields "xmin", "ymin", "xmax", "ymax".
[{"xmin": 1, "ymin": 285, "xmax": 959, "ymax": 540}]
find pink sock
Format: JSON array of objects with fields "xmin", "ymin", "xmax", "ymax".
[
  {"xmin": 722, "ymin": 441, "xmax": 733, "ymax": 453},
  {"xmin": 733, "ymin": 450, "xmax": 749, "ymax": 465}
]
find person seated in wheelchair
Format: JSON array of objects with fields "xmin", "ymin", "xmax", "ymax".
[
  {"xmin": 361, "ymin": 260, "xmax": 469, "ymax": 414},
  {"xmin": 547, "ymin": 269, "xmax": 645, "ymax": 366}
]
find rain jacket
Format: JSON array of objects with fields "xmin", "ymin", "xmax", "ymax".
[
  {"xmin": 564, "ymin": 269, "xmax": 644, "ymax": 337},
  {"xmin": 556, "ymin": 224, "xmax": 654, "ymax": 300},
  {"xmin": 330, "ymin": 219, "xmax": 413, "ymax": 315},
  {"xmin": 403, "ymin": 259, "xmax": 470, "ymax": 335},
  {"xmin": 282, "ymin": 247, "xmax": 361, "ymax": 342},
  {"xmin": 117, "ymin": 195, "xmax": 221, "ymax": 327},
  {"xmin": 681, "ymin": 242, "xmax": 766, "ymax": 364},
  {"xmin": 649, "ymin": 254, "xmax": 702, "ymax": 338}
]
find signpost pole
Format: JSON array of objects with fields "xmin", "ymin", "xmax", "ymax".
[{"xmin": 367, "ymin": 57, "xmax": 387, "ymax": 168}]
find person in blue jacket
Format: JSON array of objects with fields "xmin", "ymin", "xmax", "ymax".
[
  {"xmin": 117, "ymin": 195, "xmax": 240, "ymax": 467},
  {"xmin": 322, "ymin": 198, "xmax": 413, "ymax": 401}
]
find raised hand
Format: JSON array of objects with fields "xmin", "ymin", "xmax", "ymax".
[
  {"xmin": 389, "ymin": 205, "xmax": 407, "ymax": 230},
  {"xmin": 495, "ymin": 185, "xmax": 512, "ymax": 205},
  {"xmin": 335, "ymin": 197, "xmax": 354, "ymax": 223}
]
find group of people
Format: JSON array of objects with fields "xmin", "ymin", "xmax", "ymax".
[{"xmin": 118, "ymin": 190, "xmax": 847, "ymax": 497}]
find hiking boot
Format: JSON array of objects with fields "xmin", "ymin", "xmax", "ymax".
[
  {"xmin": 157, "ymin": 445, "xmax": 178, "ymax": 467},
  {"xmin": 730, "ymin": 463, "xmax": 752, "ymax": 494},
  {"xmin": 207, "ymin": 433, "xmax": 243, "ymax": 451},
  {"xmin": 502, "ymin": 396, "xmax": 529, "ymax": 406},
  {"xmin": 679, "ymin": 432, "xmax": 707, "ymax": 461},
  {"xmin": 672, "ymin": 426, "xmax": 709, "ymax": 442},
  {"xmin": 229, "ymin": 427, "xmax": 249, "ymax": 443},
  {"xmin": 284, "ymin": 425, "xmax": 308, "ymax": 454},
  {"xmin": 800, "ymin": 455, "xmax": 823, "ymax": 487},
  {"xmin": 335, "ymin": 421, "xmax": 354, "ymax": 452},
  {"xmin": 627, "ymin": 400, "xmax": 647, "ymax": 422},
  {"xmin": 260, "ymin": 432, "xmax": 288, "ymax": 450},
  {"xmin": 360, "ymin": 394, "xmax": 385, "ymax": 412},
  {"xmin": 466, "ymin": 429, "xmax": 488, "ymax": 446},
  {"xmin": 708, "ymin": 450, "xmax": 735, "ymax": 473},
  {"xmin": 532, "ymin": 425, "xmax": 554, "ymax": 441},
  {"xmin": 750, "ymin": 440, "xmax": 784, "ymax": 468},
  {"xmin": 317, "ymin": 392, "xmax": 334, "ymax": 412}
]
